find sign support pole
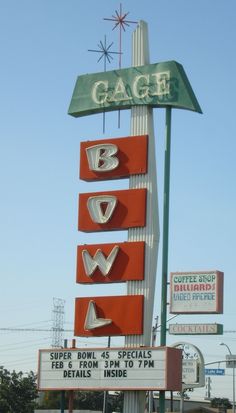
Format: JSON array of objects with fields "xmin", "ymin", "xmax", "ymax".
[
  {"xmin": 60, "ymin": 391, "xmax": 65, "ymax": 413},
  {"xmin": 124, "ymin": 20, "xmax": 159, "ymax": 413},
  {"xmin": 60, "ymin": 339, "xmax": 68, "ymax": 413},
  {"xmin": 159, "ymin": 106, "xmax": 172, "ymax": 413}
]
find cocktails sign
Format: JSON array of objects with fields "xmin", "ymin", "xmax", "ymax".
[{"xmin": 169, "ymin": 323, "xmax": 223, "ymax": 335}]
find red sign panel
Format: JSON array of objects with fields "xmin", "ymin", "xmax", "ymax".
[
  {"xmin": 80, "ymin": 135, "xmax": 148, "ymax": 181},
  {"xmin": 78, "ymin": 188, "xmax": 146, "ymax": 232},
  {"xmin": 77, "ymin": 241, "xmax": 145, "ymax": 283},
  {"xmin": 74, "ymin": 295, "xmax": 143, "ymax": 336}
]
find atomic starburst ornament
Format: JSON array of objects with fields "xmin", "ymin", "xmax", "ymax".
[
  {"xmin": 88, "ymin": 35, "xmax": 121, "ymax": 133},
  {"xmin": 104, "ymin": 3, "xmax": 137, "ymax": 68},
  {"xmin": 104, "ymin": 4, "xmax": 137, "ymax": 128},
  {"xmin": 88, "ymin": 35, "xmax": 121, "ymax": 72}
]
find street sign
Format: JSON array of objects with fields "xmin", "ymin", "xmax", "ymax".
[
  {"xmin": 205, "ymin": 368, "xmax": 225, "ymax": 376},
  {"xmin": 226, "ymin": 354, "xmax": 236, "ymax": 368},
  {"xmin": 169, "ymin": 271, "xmax": 224, "ymax": 314},
  {"xmin": 38, "ymin": 347, "xmax": 182, "ymax": 391}
]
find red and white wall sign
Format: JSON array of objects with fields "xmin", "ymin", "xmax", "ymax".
[
  {"xmin": 80, "ymin": 134, "xmax": 148, "ymax": 181},
  {"xmin": 76, "ymin": 241, "xmax": 145, "ymax": 283},
  {"xmin": 78, "ymin": 188, "xmax": 147, "ymax": 232},
  {"xmin": 74, "ymin": 295, "xmax": 144, "ymax": 337}
]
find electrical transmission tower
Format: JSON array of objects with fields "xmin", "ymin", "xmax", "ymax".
[{"xmin": 51, "ymin": 298, "xmax": 65, "ymax": 348}]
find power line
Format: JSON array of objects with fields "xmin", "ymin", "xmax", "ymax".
[{"xmin": 0, "ymin": 328, "xmax": 72, "ymax": 332}]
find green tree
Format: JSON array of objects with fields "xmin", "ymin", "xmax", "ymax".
[
  {"xmin": 40, "ymin": 390, "xmax": 124, "ymax": 412},
  {"xmin": 40, "ymin": 391, "xmax": 61, "ymax": 409},
  {"xmin": 211, "ymin": 398, "xmax": 232, "ymax": 409},
  {"xmin": 0, "ymin": 366, "xmax": 38, "ymax": 413}
]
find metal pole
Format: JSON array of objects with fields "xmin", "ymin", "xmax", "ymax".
[
  {"xmin": 220, "ymin": 343, "xmax": 235, "ymax": 413},
  {"xmin": 233, "ymin": 363, "xmax": 235, "ymax": 413},
  {"xmin": 149, "ymin": 317, "xmax": 158, "ymax": 413},
  {"xmin": 180, "ymin": 392, "xmax": 184, "ymax": 413},
  {"xmin": 68, "ymin": 339, "xmax": 76, "ymax": 413},
  {"xmin": 170, "ymin": 391, "xmax": 173, "ymax": 412},
  {"xmin": 60, "ymin": 339, "xmax": 68, "ymax": 413},
  {"xmin": 68, "ymin": 392, "xmax": 74, "ymax": 413},
  {"xmin": 103, "ymin": 336, "xmax": 111, "ymax": 413},
  {"xmin": 159, "ymin": 106, "xmax": 172, "ymax": 413},
  {"xmin": 60, "ymin": 391, "xmax": 65, "ymax": 413}
]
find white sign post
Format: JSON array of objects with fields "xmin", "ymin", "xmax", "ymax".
[{"xmin": 124, "ymin": 20, "xmax": 159, "ymax": 413}]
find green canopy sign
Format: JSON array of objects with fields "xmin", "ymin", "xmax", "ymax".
[{"xmin": 68, "ymin": 60, "xmax": 202, "ymax": 118}]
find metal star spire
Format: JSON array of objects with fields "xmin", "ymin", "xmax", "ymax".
[
  {"xmin": 104, "ymin": 3, "xmax": 137, "ymax": 68},
  {"xmin": 88, "ymin": 36, "xmax": 121, "ymax": 133},
  {"xmin": 88, "ymin": 35, "xmax": 121, "ymax": 72}
]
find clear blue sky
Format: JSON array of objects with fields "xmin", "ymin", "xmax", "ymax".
[{"xmin": 1, "ymin": 0, "xmax": 236, "ymax": 401}]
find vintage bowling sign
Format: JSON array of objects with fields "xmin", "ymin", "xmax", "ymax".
[
  {"xmin": 78, "ymin": 188, "xmax": 147, "ymax": 232},
  {"xmin": 74, "ymin": 295, "xmax": 144, "ymax": 336},
  {"xmin": 75, "ymin": 133, "xmax": 148, "ymax": 336},
  {"xmin": 77, "ymin": 241, "xmax": 145, "ymax": 283},
  {"xmin": 37, "ymin": 24, "xmax": 204, "ymax": 396},
  {"xmin": 80, "ymin": 134, "xmax": 148, "ymax": 181}
]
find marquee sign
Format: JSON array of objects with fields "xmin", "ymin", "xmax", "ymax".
[
  {"xmin": 38, "ymin": 347, "xmax": 182, "ymax": 391},
  {"xmin": 68, "ymin": 61, "xmax": 202, "ymax": 118},
  {"xmin": 169, "ymin": 270, "xmax": 224, "ymax": 314}
]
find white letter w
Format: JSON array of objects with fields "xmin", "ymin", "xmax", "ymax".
[{"xmin": 82, "ymin": 246, "xmax": 120, "ymax": 278}]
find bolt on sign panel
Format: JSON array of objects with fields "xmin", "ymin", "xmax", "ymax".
[
  {"xmin": 76, "ymin": 241, "xmax": 145, "ymax": 283},
  {"xmin": 80, "ymin": 135, "xmax": 148, "ymax": 181},
  {"xmin": 78, "ymin": 188, "xmax": 147, "ymax": 232},
  {"xmin": 74, "ymin": 295, "xmax": 144, "ymax": 336}
]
